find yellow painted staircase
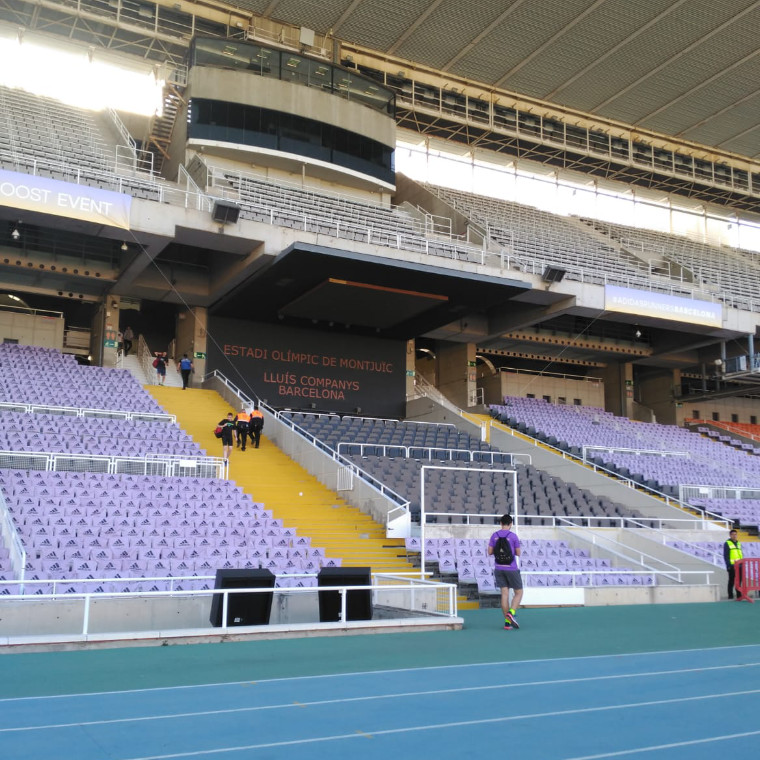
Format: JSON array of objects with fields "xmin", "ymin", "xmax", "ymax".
[{"xmin": 148, "ymin": 387, "xmax": 416, "ymax": 575}]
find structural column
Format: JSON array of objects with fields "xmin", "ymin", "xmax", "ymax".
[
  {"xmin": 175, "ymin": 306, "xmax": 208, "ymax": 386},
  {"xmin": 436, "ymin": 342, "xmax": 477, "ymax": 409},
  {"xmin": 94, "ymin": 295, "xmax": 120, "ymax": 368}
]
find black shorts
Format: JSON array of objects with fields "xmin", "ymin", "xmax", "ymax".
[{"xmin": 494, "ymin": 569, "xmax": 523, "ymax": 590}]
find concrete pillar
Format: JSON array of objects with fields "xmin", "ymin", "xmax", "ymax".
[
  {"xmin": 637, "ymin": 368, "xmax": 680, "ymax": 425},
  {"xmin": 175, "ymin": 307, "xmax": 207, "ymax": 387},
  {"xmin": 406, "ymin": 339, "xmax": 416, "ymax": 399},
  {"xmin": 749, "ymin": 333, "xmax": 755, "ymax": 369},
  {"xmin": 436, "ymin": 342, "xmax": 476, "ymax": 408},
  {"xmin": 599, "ymin": 361, "xmax": 634, "ymax": 417},
  {"xmin": 95, "ymin": 295, "xmax": 120, "ymax": 368}
]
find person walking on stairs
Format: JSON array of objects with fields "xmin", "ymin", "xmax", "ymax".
[
  {"xmin": 217, "ymin": 412, "xmax": 236, "ymax": 461},
  {"xmin": 177, "ymin": 353, "xmax": 194, "ymax": 390},
  {"xmin": 249, "ymin": 403, "xmax": 264, "ymax": 449},
  {"xmin": 235, "ymin": 407, "xmax": 250, "ymax": 451}
]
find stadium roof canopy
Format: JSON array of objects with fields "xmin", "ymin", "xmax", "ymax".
[
  {"xmin": 249, "ymin": 0, "xmax": 760, "ymax": 159},
  {"xmin": 2, "ymin": 0, "xmax": 760, "ymax": 161}
]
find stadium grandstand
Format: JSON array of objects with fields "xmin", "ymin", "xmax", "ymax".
[{"xmin": 1, "ymin": 0, "xmax": 760, "ymax": 658}]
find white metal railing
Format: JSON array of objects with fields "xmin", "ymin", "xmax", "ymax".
[
  {"xmin": 337, "ymin": 442, "xmax": 530, "ymax": 466},
  {"xmin": 0, "ymin": 400, "xmax": 175, "ymax": 424},
  {"xmin": 497, "ymin": 367, "xmax": 603, "ymax": 383},
  {"xmin": 622, "ymin": 518, "xmax": 724, "ymax": 567},
  {"xmin": 0, "ymin": 575, "xmax": 458, "ymax": 639},
  {"xmin": 679, "ymin": 484, "xmax": 760, "ymax": 502},
  {"xmin": 556, "ymin": 520, "xmax": 685, "ymax": 583},
  {"xmin": 0, "ymin": 488, "xmax": 25, "ymax": 585},
  {"xmin": 0, "ymin": 449, "xmax": 227, "ymax": 479},
  {"xmin": 421, "ymin": 466, "xmax": 519, "ymax": 576},
  {"xmin": 200, "ymin": 374, "xmax": 414, "ymax": 526},
  {"xmin": 488, "ymin": 420, "xmax": 732, "ymax": 530},
  {"xmin": 582, "ymin": 445, "xmax": 691, "ymax": 462}
]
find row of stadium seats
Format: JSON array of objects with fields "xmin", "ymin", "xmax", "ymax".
[
  {"xmin": 0, "ymin": 411, "xmax": 202, "ymax": 458},
  {"xmin": 0, "ymin": 344, "xmax": 164, "ymax": 413}
]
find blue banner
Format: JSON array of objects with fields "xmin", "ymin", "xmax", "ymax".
[
  {"xmin": 605, "ymin": 285, "xmax": 722, "ymax": 328},
  {"xmin": 0, "ymin": 169, "xmax": 131, "ymax": 230}
]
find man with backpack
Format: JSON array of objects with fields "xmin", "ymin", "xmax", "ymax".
[{"xmin": 488, "ymin": 514, "xmax": 523, "ymax": 630}]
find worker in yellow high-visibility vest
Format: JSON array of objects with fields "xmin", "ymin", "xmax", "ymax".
[{"xmin": 724, "ymin": 528, "xmax": 744, "ymax": 600}]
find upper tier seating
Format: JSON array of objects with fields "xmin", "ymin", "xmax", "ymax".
[
  {"xmin": 0, "ymin": 85, "xmax": 164, "ymax": 201},
  {"xmin": 491, "ymin": 397, "xmax": 760, "ymax": 528},
  {"xmin": 0, "ymin": 411, "xmax": 202, "ymax": 458},
  {"xmin": 0, "ymin": 470, "xmax": 338, "ymax": 592},
  {"xmin": 210, "ymin": 165, "xmax": 424, "ymax": 242},
  {"xmin": 585, "ymin": 219, "xmax": 760, "ymax": 310},
  {"xmin": 0, "ymin": 344, "xmax": 164, "ymax": 414},
  {"xmin": 0, "ymin": 85, "xmax": 112, "ymax": 172},
  {"xmin": 426, "ymin": 184, "xmax": 664, "ymax": 286}
]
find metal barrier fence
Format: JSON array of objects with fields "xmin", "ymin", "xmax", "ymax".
[
  {"xmin": 735, "ymin": 558, "xmax": 760, "ymax": 602},
  {"xmin": 0, "ymin": 450, "xmax": 228, "ymax": 479},
  {"xmin": 0, "ymin": 401, "xmax": 175, "ymax": 424},
  {"xmin": 0, "ymin": 574, "xmax": 459, "ymax": 641},
  {"xmin": 336, "ymin": 442, "xmax": 531, "ymax": 465}
]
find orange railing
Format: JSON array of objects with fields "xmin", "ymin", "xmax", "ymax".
[{"xmin": 734, "ymin": 558, "xmax": 760, "ymax": 602}]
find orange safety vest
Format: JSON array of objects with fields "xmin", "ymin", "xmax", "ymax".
[{"xmin": 236, "ymin": 412, "xmax": 250, "ymax": 423}]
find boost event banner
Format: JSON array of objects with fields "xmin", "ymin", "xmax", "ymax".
[
  {"xmin": 0, "ymin": 169, "xmax": 132, "ymax": 230},
  {"xmin": 208, "ymin": 317, "xmax": 406, "ymax": 418}
]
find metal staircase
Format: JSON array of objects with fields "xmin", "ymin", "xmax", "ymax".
[{"xmin": 146, "ymin": 72, "xmax": 186, "ymax": 176}]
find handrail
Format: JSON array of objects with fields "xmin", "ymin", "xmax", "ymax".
[
  {"xmin": 336, "ymin": 441, "xmax": 531, "ymax": 465},
  {"xmin": 292, "ymin": 410, "xmax": 454, "ymax": 429},
  {"xmin": 623, "ymin": 518, "xmax": 723, "ymax": 566},
  {"xmin": 582, "ymin": 445, "xmax": 691, "ymax": 460},
  {"xmin": 555, "ymin": 519, "xmax": 684, "ymax": 583},
  {"xmin": 488, "ymin": 418, "xmax": 732, "ymax": 530},
  {"xmin": 0, "ymin": 400, "xmax": 175, "ymax": 424},
  {"xmin": 203, "ymin": 369, "xmax": 410, "ymax": 515},
  {"xmin": 0, "ymin": 449, "xmax": 228, "ymax": 479}
]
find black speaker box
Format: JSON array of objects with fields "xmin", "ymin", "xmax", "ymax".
[
  {"xmin": 212, "ymin": 200, "xmax": 241, "ymax": 224},
  {"xmin": 209, "ymin": 568, "xmax": 275, "ymax": 627},
  {"xmin": 542, "ymin": 266, "xmax": 566, "ymax": 283},
  {"xmin": 318, "ymin": 567, "xmax": 372, "ymax": 622}
]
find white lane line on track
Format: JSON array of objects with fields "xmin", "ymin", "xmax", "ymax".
[
  {"xmin": 1, "ymin": 661, "xmax": 759, "ymax": 734},
  {"xmin": 2, "ymin": 642, "xmax": 759, "ymax": 704},
  {"xmin": 564, "ymin": 729, "xmax": 760, "ymax": 759},
  {"xmin": 118, "ymin": 688, "xmax": 760, "ymax": 760}
]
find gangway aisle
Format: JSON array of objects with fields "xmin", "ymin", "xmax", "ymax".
[{"xmin": 148, "ymin": 387, "xmax": 416, "ymax": 574}]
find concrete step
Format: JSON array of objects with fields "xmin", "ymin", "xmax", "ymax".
[{"xmin": 147, "ymin": 386, "xmax": 419, "ymax": 575}]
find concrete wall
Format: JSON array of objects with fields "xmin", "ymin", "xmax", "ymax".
[
  {"xmin": 188, "ymin": 68, "xmax": 395, "ymax": 149},
  {"xmin": 0, "ymin": 309, "xmax": 63, "ymax": 349},
  {"xmin": 487, "ymin": 372, "xmax": 605, "ymax": 408},
  {"xmin": 638, "ymin": 369, "xmax": 679, "ymax": 425}
]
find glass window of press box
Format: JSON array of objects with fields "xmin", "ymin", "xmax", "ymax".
[
  {"xmin": 190, "ymin": 37, "xmax": 395, "ymax": 117},
  {"xmin": 189, "ymin": 99, "xmax": 395, "ymax": 186}
]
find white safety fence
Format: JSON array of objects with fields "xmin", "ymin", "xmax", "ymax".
[
  {"xmin": 0, "ymin": 574, "xmax": 459, "ymax": 643},
  {"xmin": 0, "ymin": 401, "xmax": 175, "ymax": 424},
  {"xmin": 0, "ymin": 450, "xmax": 228, "ymax": 479}
]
